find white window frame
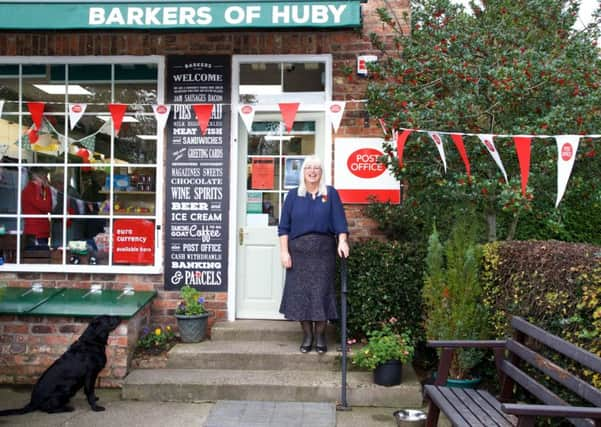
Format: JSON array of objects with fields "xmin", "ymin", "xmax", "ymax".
[{"xmin": 0, "ymin": 55, "xmax": 165, "ymax": 274}]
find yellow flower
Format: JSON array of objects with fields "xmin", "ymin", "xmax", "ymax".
[
  {"xmin": 166, "ymin": 326, "xmax": 172, "ymax": 331},
  {"xmin": 155, "ymin": 328, "xmax": 162, "ymax": 336}
]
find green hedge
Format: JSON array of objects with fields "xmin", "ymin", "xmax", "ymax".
[
  {"xmin": 340, "ymin": 240, "xmax": 426, "ymax": 341},
  {"xmin": 481, "ymin": 240, "xmax": 601, "ymax": 388}
]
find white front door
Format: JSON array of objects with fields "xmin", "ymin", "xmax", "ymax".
[{"xmin": 236, "ymin": 114, "xmax": 325, "ymax": 318}]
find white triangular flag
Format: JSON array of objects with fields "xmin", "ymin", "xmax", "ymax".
[
  {"xmin": 238, "ymin": 104, "xmax": 255, "ymax": 132},
  {"xmin": 327, "ymin": 101, "xmax": 346, "ymax": 133},
  {"xmin": 428, "ymin": 131, "xmax": 447, "ymax": 173},
  {"xmin": 0, "ymin": 100, "xmax": 4, "ymax": 118},
  {"xmin": 555, "ymin": 135, "xmax": 580, "ymax": 207},
  {"xmin": 152, "ymin": 104, "xmax": 171, "ymax": 132},
  {"xmin": 478, "ymin": 134, "xmax": 508, "ymax": 183},
  {"xmin": 68, "ymin": 103, "xmax": 87, "ymax": 130}
]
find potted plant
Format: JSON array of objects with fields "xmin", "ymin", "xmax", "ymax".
[
  {"xmin": 352, "ymin": 319, "xmax": 415, "ymax": 386},
  {"xmin": 423, "ymin": 215, "xmax": 489, "ymax": 385},
  {"xmin": 175, "ymin": 284, "xmax": 210, "ymax": 343}
]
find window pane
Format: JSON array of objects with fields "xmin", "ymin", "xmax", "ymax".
[{"xmin": 283, "ymin": 62, "xmax": 325, "ymax": 92}]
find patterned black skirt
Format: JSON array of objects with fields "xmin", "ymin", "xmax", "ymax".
[{"xmin": 279, "ymin": 233, "xmax": 338, "ymax": 321}]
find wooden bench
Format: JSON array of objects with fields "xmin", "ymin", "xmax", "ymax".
[{"xmin": 424, "ymin": 316, "xmax": 601, "ymax": 427}]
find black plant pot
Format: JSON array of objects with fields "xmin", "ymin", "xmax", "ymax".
[{"xmin": 373, "ymin": 360, "xmax": 403, "ymax": 386}]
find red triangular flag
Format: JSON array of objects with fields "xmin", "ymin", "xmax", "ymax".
[
  {"xmin": 28, "ymin": 127, "xmax": 39, "ymax": 144},
  {"xmin": 278, "ymin": 103, "xmax": 300, "ymax": 133},
  {"xmin": 396, "ymin": 129, "xmax": 412, "ymax": 168},
  {"xmin": 27, "ymin": 102, "xmax": 45, "ymax": 130},
  {"xmin": 108, "ymin": 103, "xmax": 127, "ymax": 134},
  {"xmin": 192, "ymin": 104, "xmax": 214, "ymax": 136},
  {"xmin": 450, "ymin": 134, "xmax": 471, "ymax": 178},
  {"xmin": 513, "ymin": 136, "xmax": 532, "ymax": 197}
]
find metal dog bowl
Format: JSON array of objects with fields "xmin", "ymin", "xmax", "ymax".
[{"xmin": 393, "ymin": 409, "xmax": 426, "ymax": 427}]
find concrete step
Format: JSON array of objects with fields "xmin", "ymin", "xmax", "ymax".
[
  {"xmin": 122, "ymin": 367, "xmax": 423, "ymax": 408},
  {"xmin": 166, "ymin": 340, "xmax": 341, "ymax": 371},
  {"xmin": 210, "ymin": 319, "xmax": 337, "ymax": 343}
]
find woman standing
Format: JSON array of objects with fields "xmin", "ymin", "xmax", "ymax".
[{"xmin": 278, "ymin": 156, "xmax": 349, "ymax": 354}]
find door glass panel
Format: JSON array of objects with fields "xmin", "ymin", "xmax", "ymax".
[{"xmin": 245, "ymin": 120, "xmax": 315, "ymax": 227}]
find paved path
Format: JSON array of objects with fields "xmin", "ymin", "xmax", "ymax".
[{"xmin": 0, "ymin": 387, "xmax": 410, "ymax": 426}]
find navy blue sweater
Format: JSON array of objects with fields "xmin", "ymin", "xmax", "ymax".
[{"xmin": 278, "ymin": 185, "xmax": 348, "ymax": 240}]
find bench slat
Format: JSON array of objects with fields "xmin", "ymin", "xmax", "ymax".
[
  {"xmin": 426, "ymin": 385, "xmax": 475, "ymax": 427},
  {"xmin": 439, "ymin": 387, "xmax": 489, "ymax": 427},
  {"xmin": 507, "ymin": 339, "xmax": 601, "ymax": 407},
  {"xmin": 511, "ymin": 317, "xmax": 601, "ymax": 374},
  {"xmin": 474, "ymin": 389, "xmax": 518, "ymax": 426},
  {"xmin": 425, "ymin": 385, "xmax": 516, "ymax": 427}
]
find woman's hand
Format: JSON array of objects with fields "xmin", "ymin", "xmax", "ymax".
[
  {"xmin": 337, "ymin": 240, "xmax": 349, "ymax": 258},
  {"xmin": 280, "ymin": 251, "xmax": 292, "ymax": 269}
]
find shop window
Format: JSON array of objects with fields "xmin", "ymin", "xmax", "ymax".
[{"xmin": 0, "ymin": 59, "xmax": 162, "ymax": 271}]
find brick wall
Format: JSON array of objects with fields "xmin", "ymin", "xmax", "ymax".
[
  {"xmin": 0, "ymin": 0, "xmax": 408, "ymax": 331},
  {"xmin": 0, "ymin": 304, "xmax": 150, "ymax": 387}
]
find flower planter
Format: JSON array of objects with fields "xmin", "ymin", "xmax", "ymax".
[
  {"xmin": 175, "ymin": 313, "xmax": 209, "ymax": 343},
  {"xmin": 432, "ymin": 372, "xmax": 482, "ymax": 389},
  {"xmin": 373, "ymin": 360, "xmax": 403, "ymax": 386},
  {"xmin": 444, "ymin": 376, "xmax": 481, "ymax": 389}
]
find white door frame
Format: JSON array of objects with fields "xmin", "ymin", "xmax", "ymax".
[{"xmin": 227, "ymin": 54, "xmax": 333, "ymax": 321}]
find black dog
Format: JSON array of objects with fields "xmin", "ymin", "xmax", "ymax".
[{"xmin": 0, "ymin": 314, "xmax": 121, "ymax": 416}]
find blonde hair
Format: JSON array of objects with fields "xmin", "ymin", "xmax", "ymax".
[{"xmin": 297, "ymin": 155, "xmax": 327, "ymax": 197}]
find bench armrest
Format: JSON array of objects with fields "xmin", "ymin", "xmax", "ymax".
[{"xmin": 502, "ymin": 403, "xmax": 601, "ymax": 419}]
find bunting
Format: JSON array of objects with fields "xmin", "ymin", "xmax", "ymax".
[
  {"xmin": 327, "ymin": 101, "xmax": 345, "ymax": 133},
  {"xmin": 396, "ymin": 129, "xmax": 412, "ymax": 168},
  {"xmin": 26, "ymin": 101, "xmax": 45, "ymax": 130},
  {"xmin": 0, "ymin": 97, "xmax": 598, "ymax": 208},
  {"xmin": 450, "ymin": 133, "xmax": 471, "ymax": 178},
  {"xmin": 513, "ymin": 136, "xmax": 532, "ymax": 197},
  {"xmin": 152, "ymin": 104, "xmax": 171, "ymax": 132},
  {"xmin": 68, "ymin": 103, "xmax": 87, "ymax": 131},
  {"xmin": 192, "ymin": 104, "xmax": 213, "ymax": 136},
  {"xmin": 278, "ymin": 102, "xmax": 300, "ymax": 133},
  {"xmin": 238, "ymin": 104, "xmax": 255, "ymax": 133},
  {"xmin": 108, "ymin": 103, "xmax": 127, "ymax": 135},
  {"xmin": 555, "ymin": 135, "xmax": 580, "ymax": 208},
  {"xmin": 478, "ymin": 134, "xmax": 508, "ymax": 183},
  {"xmin": 428, "ymin": 132, "xmax": 447, "ymax": 173}
]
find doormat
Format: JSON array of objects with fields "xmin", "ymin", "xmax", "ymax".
[{"xmin": 203, "ymin": 400, "xmax": 336, "ymax": 427}]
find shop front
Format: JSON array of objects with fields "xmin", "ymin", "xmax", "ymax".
[{"xmin": 0, "ymin": 0, "xmax": 405, "ymax": 330}]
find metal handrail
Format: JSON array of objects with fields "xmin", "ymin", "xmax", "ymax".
[{"xmin": 337, "ymin": 256, "xmax": 351, "ymax": 411}]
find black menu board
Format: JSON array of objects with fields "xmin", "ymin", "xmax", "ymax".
[{"xmin": 165, "ymin": 56, "xmax": 230, "ymax": 292}]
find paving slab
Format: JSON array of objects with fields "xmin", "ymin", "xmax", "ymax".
[{"xmin": 204, "ymin": 400, "xmax": 336, "ymax": 427}]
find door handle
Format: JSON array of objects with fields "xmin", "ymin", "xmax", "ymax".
[{"xmin": 239, "ymin": 228, "xmax": 244, "ymax": 246}]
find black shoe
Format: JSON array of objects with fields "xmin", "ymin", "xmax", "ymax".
[
  {"xmin": 300, "ymin": 343, "xmax": 312, "ymax": 353},
  {"xmin": 315, "ymin": 334, "xmax": 327, "ymax": 354},
  {"xmin": 315, "ymin": 345, "xmax": 327, "ymax": 354}
]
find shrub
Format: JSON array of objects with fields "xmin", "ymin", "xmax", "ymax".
[
  {"xmin": 423, "ymin": 218, "xmax": 489, "ymax": 379},
  {"xmin": 482, "ymin": 240, "xmax": 601, "ymax": 387},
  {"xmin": 340, "ymin": 240, "xmax": 425, "ymax": 342}
]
